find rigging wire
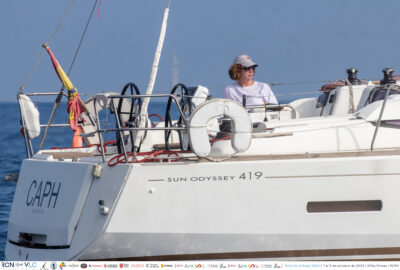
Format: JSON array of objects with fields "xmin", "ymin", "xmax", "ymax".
[
  {"xmin": 67, "ymin": 0, "xmax": 98, "ymax": 76},
  {"xmin": 275, "ymin": 91, "xmax": 319, "ymax": 97},
  {"xmin": 19, "ymin": 0, "xmax": 76, "ymax": 92},
  {"xmin": 270, "ymin": 80, "xmax": 332, "ymax": 86}
]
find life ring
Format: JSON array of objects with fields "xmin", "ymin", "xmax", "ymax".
[
  {"xmin": 188, "ymin": 99, "xmax": 252, "ymax": 158},
  {"xmin": 19, "ymin": 94, "xmax": 41, "ymax": 139}
]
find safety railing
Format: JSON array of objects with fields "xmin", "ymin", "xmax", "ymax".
[
  {"xmin": 246, "ymin": 104, "xmax": 297, "ymax": 119},
  {"xmin": 18, "ymin": 91, "xmax": 194, "ymax": 162},
  {"xmin": 91, "ymin": 93, "xmax": 190, "ymax": 163},
  {"xmin": 370, "ymin": 84, "xmax": 399, "ymax": 151}
]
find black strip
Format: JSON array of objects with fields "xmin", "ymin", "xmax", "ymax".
[
  {"xmin": 93, "ymin": 247, "xmax": 400, "ymax": 261},
  {"xmin": 8, "ymin": 240, "xmax": 69, "ymax": 250},
  {"xmin": 307, "ymin": 200, "xmax": 382, "ymax": 213},
  {"xmin": 8, "ymin": 240, "xmax": 400, "ymax": 260}
]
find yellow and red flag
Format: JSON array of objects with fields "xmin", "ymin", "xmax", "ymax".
[{"xmin": 43, "ymin": 43, "xmax": 83, "ymax": 131}]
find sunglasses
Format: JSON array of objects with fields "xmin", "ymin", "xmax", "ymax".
[{"xmin": 242, "ymin": 66, "xmax": 256, "ymax": 71}]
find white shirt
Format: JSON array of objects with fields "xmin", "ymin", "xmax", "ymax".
[{"xmin": 224, "ymin": 81, "xmax": 278, "ymax": 106}]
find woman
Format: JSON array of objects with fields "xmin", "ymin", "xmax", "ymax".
[{"xmin": 225, "ymin": 55, "xmax": 278, "ymax": 106}]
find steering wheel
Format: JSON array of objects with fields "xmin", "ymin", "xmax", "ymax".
[
  {"xmin": 115, "ymin": 83, "xmax": 142, "ymax": 153},
  {"xmin": 164, "ymin": 83, "xmax": 193, "ymax": 151}
]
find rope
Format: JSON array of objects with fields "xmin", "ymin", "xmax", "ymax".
[
  {"xmin": 19, "ymin": 0, "xmax": 76, "ymax": 92},
  {"xmin": 149, "ymin": 113, "xmax": 164, "ymax": 122},
  {"xmin": 108, "ymin": 150, "xmax": 183, "ymax": 166},
  {"xmin": 211, "ymin": 135, "xmax": 232, "ymax": 145}
]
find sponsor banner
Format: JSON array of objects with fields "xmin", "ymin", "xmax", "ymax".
[{"xmin": 0, "ymin": 261, "xmax": 399, "ymax": 270}]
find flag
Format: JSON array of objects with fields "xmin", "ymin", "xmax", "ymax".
[{"xmin": 43, "ymin": 43, "xmax": 83, "ymax": 131}]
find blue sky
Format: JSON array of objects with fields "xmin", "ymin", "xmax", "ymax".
[{"xmin": 2, "ymin": 0, "xmax": 400, "ymax": 102}]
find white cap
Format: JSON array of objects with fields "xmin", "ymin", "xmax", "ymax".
[{"xmin": 233, "ymin": 55, "xmax": 258, "ymax": 68}]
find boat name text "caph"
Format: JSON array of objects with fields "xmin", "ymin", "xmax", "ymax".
[{"xmin": 26, "ymin": 180, "xmax": 61, "ymax": 208}]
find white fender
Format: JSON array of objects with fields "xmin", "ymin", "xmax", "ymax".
[
  {"xmin": 19, "ymin": 94, "xmax": 40, "ymax": 139},
  {"xmin": 189, "ymin": 99, "xmax": 252, "ymax": 157}
]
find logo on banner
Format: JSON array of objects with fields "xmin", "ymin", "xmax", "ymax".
[
  {"xmin": 50, "ymin": 262, "xmax": 58, "ymax": 270},
  {"xmin": 25, "ymin": 262, "xmax": 37, "ymax": 268},
  {"xmin": 59, "ymin": 262, "xmax": 66, "ymax": 270},
  {"xmin": 145, "ymin": 264, "xmax": 160, "ymax": 268},
  {"xmin": 89, "ymin": 264, "xmax": 103, "ymax": 268},
  {"xmin": 131, "ymin": 264, "xmax": 145, "ymax": 268},
  {"xmin": 261, "ymin": 264, "xmax": 273, "ymax": 268},
  {"xmin": 1, "ymin": 262, "xmax": 15, "ymax": 268}
]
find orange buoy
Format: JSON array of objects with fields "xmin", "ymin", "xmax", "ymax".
[{"xmin": 72, "ymin": 126, "xmax": 83, "ymax": 148}]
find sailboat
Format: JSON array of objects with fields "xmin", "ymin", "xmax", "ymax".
[{"xmin": 6, "ymin": 1, "xmax": 400, "ymax": 261}]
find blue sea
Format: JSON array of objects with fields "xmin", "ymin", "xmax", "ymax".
[
  {"xmin": 0, "ymin": 102, "xmax": 24, "ymax": 261},
  {"xmin": 0, "ymin": 97, "xmax": 294, "ymax": 260},
  {"xmin": 0, "ymin": 102, "xmax": 71, "ymax": 260}
]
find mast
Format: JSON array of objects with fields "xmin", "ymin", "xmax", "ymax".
[{"xmin": 134, "ymin": 0, "xmax": 171, "ymax": 151}]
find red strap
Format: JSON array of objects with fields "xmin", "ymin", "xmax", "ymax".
[{"xmin": 97, "ymin": 0, "xmax": 102, "ymax": 20}]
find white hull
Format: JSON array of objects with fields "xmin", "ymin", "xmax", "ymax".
[
  {"xmin": 7, "ymin": 151, "xmax": 400, "ymax": 260},
  {"xmin": 9, "ymin": 76, "xmax": 400, "ymax": 261}
]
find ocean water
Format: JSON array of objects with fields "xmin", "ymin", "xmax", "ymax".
[
  {"xmin": 0, "ymin": 102, "xmax": 71, "ymax": 260},
  {"xmin": 0, "ymin": 97, "xmax": 293, "ymax": 260},
  {"xmin": 0, "ymin": 102, "xmax": 28, "ymax": 261}
]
